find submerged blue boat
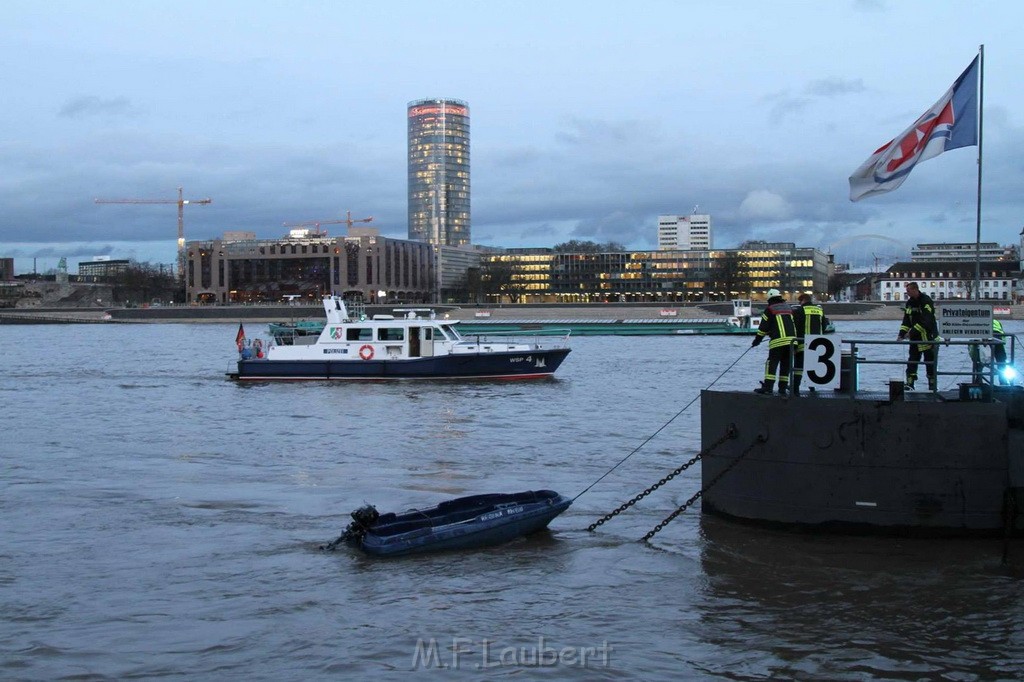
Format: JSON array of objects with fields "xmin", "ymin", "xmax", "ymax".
[{"xmin": 322, "ymin": 490, "xmax": 572, "ymax": 557}]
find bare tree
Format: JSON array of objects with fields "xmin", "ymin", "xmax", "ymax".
[{"xmin": 553, "ymin": 240, "xmax": 626, "ymax": 253}]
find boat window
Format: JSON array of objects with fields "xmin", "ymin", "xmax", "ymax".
[
  {"xmin": 439, "ymin": 325, "xmax": 461, "ymax": 340},
  {"xmin": 378, "ymin": 327, "xmax": 405, "ymax": 341},
  {"xmin": 346, "ymin": 328, "xmax": 372, "ymax": 341},
  {"xmin": 423, "ymin": 328, "xmax": 432, "ymax": 340}
]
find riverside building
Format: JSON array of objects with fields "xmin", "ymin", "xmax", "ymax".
[
  {"xmin": 910, "ymin": 242, "xmax": 1015, "ymax": 262},
  {"xmin": 185, "ymin": 228, "xmax": 434, "ymax": 304},
  {"xmin": 407, "ymin": 98, "xmax": 471, "ymax": 247},
  {"xmin": 877, "ymin": 261, "xmax": 1019, "ymax": 302},
  {"xmin": 482, "ymin": 242, "xmax": 829, "ymax": 303}
]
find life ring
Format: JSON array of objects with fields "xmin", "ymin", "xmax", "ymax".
[{"xmin": 359, "ymin": 344, "xmax": 374, "ymax": 361}]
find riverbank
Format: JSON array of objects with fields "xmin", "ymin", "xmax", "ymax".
[{"xmin": 2, "ymin": 302, "xmax": 1020, "ymax": 324}]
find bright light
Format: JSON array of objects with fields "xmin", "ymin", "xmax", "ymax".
[{"xmin": 1000, "ymin": 366, "xmax": 1018, "ymax": 382}]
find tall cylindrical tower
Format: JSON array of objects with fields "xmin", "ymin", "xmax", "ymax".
[{"xmin": 407, "ymin": 98, "xmax": 470, "ymax": 247}]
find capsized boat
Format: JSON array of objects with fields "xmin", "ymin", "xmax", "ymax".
[
  {"xmin": 321, "ymin": 490, "xmax": 573, "ymax": 557},
  {"xmin": 229, "ymin": 295, "xmax": 571, "ymax": 380}
]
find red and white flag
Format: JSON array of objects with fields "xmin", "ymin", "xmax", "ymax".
[{"xmin": 849, "ymin": 56, "xmax": 979, "ymax": 201}]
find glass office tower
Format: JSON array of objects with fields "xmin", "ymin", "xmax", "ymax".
[{"xmin": 407, "ymin": 98, "xmax": 470, "ymax": 247}]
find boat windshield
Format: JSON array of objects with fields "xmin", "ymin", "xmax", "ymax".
[{"xmin": 438, "ymin": 324, "xmax": 462, "ymax": 341}]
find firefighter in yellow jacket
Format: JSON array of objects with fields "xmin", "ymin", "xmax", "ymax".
[
  {"xmin": 791, "ymin": 292, "xmax": 831, "ymax": 395},
  {"xmin": 751, "ymin": 289, "xmax": 797, "ymax": 396},
  {"xmin": 898, "ymin": 282, "xmax": 939, "ymax": 391}
]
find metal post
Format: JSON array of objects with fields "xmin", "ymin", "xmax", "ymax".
[{"xmin": 974, "ymin": 44, "xmax": 985, "ymax": 300}]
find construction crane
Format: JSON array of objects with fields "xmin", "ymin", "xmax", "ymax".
[
  {"xmin": 95, "ymin": 187, "xmax": 212, "ymax": 281},
  {"xmin": 283, "ymin": 210, "xmax": 373, "ymax": 236}
]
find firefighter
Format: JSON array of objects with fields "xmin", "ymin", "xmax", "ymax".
[
  {"xmin": 969, "ymin": 318, "xmax": 1007, "ymax": 384},
  {"xmin": 751, "ymin": 288, "xmax": 797, "ymax": 396},
  {"xmin": 791, "ymin": 292, "xmax": 830, "ymax": 395},
  {"xmin": 897, "ymin": 282, "xmax": 940, "ymax": 391}
]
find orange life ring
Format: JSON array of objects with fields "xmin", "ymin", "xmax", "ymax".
[{"xmin": 359, "ymin": 344, "xmax": 374, "ymax": 360}]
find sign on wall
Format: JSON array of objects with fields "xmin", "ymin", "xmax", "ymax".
[
  {"xmin": 937, "ymin": 304, "xmax": 993, "ymax": 338},
  {"xmin": 803, "ymin": 334, "xmax": 840, "ymax": 389}
]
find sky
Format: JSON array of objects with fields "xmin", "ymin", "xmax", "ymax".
[{"xmin": 2, "ymin": 0, "xmax": 1023, "ymax": 274}]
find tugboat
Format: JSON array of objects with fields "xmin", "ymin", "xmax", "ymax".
[{"xmin": 229, "ymin": 295, "xmax": 571, "ymax": 381}]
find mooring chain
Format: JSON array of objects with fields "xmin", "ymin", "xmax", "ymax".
[
  {"xmin": 641, "ymin": 432, "xmax": 767, "ymax": 543},
  {"xmin": 586, "ymin": 424, "xmax": 738, "ymax": 532}
]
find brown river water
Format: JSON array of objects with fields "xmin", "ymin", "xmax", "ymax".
[{"xmin": 3, "ymin": 322, "xmax": 1023, "ymax": 680}]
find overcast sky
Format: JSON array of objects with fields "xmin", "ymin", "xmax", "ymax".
[{"xmin": 2, "ymin": 0, "xmax": 1023, "ymax": 273}]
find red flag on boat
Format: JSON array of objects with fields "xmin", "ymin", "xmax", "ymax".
[{"xmin": 235, "ymin": 323, "xmax": 245, "ymax": 351}]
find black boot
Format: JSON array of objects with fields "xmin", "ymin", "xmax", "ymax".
[
  {"xmin": 778, "ymin": 384, "xmax": 789, "ymax": 397},
  {"xmin": 753, "ymin": 380, "xmax": 773, "ymax": 394},
  {"xmin": 791, "ymin": 376, "xmax": 801, "ymax": 396}
]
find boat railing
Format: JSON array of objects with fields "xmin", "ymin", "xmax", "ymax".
[
  {"xmin": 835, "ymin": 336, "xmax": 1016, "ymax": 398},
  {"xmin": 458, "ymin": 328, "xmax": 572, "ymax": 347},
  {"xmin": 345, "ymin": 298, "xmax": 366, "ymax": 320}
]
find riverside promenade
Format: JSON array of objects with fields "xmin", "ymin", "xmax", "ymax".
[{"xmin": 3, "ymin": 301, "xmax": 1007, "ymax": 324}]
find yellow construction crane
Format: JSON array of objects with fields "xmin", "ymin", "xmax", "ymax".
[
  {"xmin": 283, "ymin": 210, "xmax": 373, "ymax": 236},
  {"xmin": 95, "ymin": 187, "xmax": 212, "ymax": 281}
]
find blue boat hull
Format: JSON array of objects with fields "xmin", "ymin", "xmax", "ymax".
[
  {"xmin": 231, "ymin": 348, "xmax": 570, "ymax": 380},
  {"xmin": 359, "ymin": 490, "xmax": 572, "ymax": 557}
]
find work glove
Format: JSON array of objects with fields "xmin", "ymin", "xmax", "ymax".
[
  {"xmin": 751, "ymin": 336, "xmax": 762, "ymax": 347},
  {"xmin": 897, "ymin": 332, "xmax": 907, "ymax": 341}
]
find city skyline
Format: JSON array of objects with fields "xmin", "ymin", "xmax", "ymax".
[{"xmin": 2, "ymin": 1, "xmax": 1024, "ymax": 275}]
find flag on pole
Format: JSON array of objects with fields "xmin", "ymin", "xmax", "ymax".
[
  {"xmin": 849, "ymin": 56, "xmax": 979, "ymax": 201},
  {"xmin": 235, "ymin": 322, "xmax": 245, "ymax": 351}
]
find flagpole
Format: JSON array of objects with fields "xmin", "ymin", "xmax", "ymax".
[{"xmin": 974, "ymin": 44, "xmax": 984, "ymax": 300}]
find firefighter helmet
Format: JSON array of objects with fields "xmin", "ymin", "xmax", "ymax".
[{"xmin": 767, "ymin": 288, "xmax": 781, "ymax": 298}]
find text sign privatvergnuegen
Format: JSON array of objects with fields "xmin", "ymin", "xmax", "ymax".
[{"xmin": 937, "ymin": 304, "xmax": 993, "ymax": 338}]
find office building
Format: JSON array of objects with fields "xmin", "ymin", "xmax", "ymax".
[
  {"xmin": 407, "ymin": 98, "xmax": 470, "ymax": 247},
  {"xmin": 481, "ymin": 241, "xmax": 829, "ymax": 303},
  {"xmin": 657, "ymin": 214, "xmax": 712, "ymax": 250},
  {"xmin": 78, "ymin": 258, "xmax": 131, "ymax": 282},
  {"xmin": 911, "ymin": 242, "xmax": 1011, "ymax": 262},
  {"xmin": 185, "ymin": 228, "xmax": 434, "ymax": 304}
]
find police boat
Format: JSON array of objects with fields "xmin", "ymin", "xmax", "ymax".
[{"xmin": 229, "ymin": 295, "xmax": 571, "ymax": 381}]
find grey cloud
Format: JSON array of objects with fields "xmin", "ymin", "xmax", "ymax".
[
  {"xmin": 853, "ymin": 0, "xmax": 887, "ymax": 11},
  {"xmin": 767, "ymin": 78, "xmax": 865, "ymax": 123},
  {"xmin": 768, "ymin": 95, "xmax": 812, "ymax": 125},
  {"xmin": 554, "ymin": 117, "xmax": 641, "ymax": 146},
  {"xmin": 805, "ymin": 78, "xmax": 866, "ymax": 97},
  {"xmin": 58, "ymin": 95, "xmax": 134, "ymax": 119}
]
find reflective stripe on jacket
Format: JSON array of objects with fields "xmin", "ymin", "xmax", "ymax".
[
  {"xmin": 899, "ymin": 293, "xmax": 938, "ymax": 342},
  {"xmin": 792, "ymin": 303, "xmax": 829, "ymax": 350},
  {"xmin": 756, "ymin": 300, "xmax": 796, "ymax": 350}
]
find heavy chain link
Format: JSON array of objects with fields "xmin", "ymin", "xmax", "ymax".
[
  {"xmin": 641, "ymin": 432, "xmax": 766, "ymax": 542},
  {"xmin": 586, "ymin": 424, "xmax": 738, "ymax": 532}
]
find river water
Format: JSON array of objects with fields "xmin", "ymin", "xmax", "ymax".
[{"xmin": 3, "ymin": 321, "xmax": 1023, "ymax": 680}]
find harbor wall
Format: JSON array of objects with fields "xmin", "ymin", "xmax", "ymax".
[{"xmin": 700, "ymin": 389, "xmax": 1023, "ymax": 535}]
